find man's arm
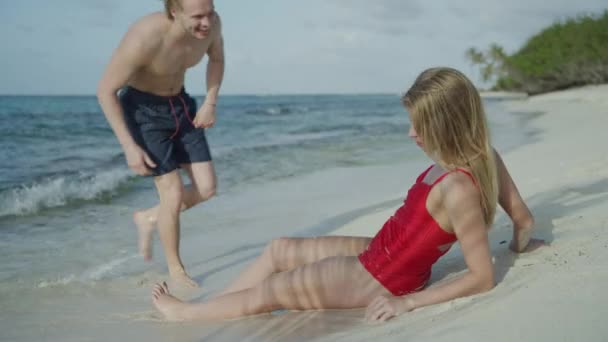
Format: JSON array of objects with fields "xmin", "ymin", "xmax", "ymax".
[
  {"xmin": 192, "ymin": 17, "xmax": 224, "ymax": 129},
  {"xmin": 96, "ymin": 25, "xmax": 157, "ymax": 175},
  {"xmin": 97, "ymin": 27, "xmax": 146, "ymax": 147},
  {"xmin": 204, "ymin": 16, "xmax": 225, "ymax": 106},
  {"xmin": 494, "ymin": 149, "xmax": 536, "ymax": 252}
]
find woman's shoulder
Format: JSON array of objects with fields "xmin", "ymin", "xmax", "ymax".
[{"xmin": 436, "ymin": 170, "xmax": 481, "ymax": 205}]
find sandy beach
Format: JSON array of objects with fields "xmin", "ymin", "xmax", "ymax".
[
  {"xmin": 327, "ymin": 84, "xmax": 608, "ymax": 341},
  {"xmin": 2, "ymin": 84, "xmax": 607, "ymax": 342}
]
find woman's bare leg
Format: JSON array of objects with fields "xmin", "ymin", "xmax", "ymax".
[
  {"xmin": 216, "ymin": 236, "xmax": 372, "ymax": 296},
  {"xmin": 152, "ymin": 255, "xmax": 390, "ymax": 321}
]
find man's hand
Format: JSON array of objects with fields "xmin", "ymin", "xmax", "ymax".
[
  {"xmin": 193, "ymin": 102, "xmax": 216, "ymax": 128},
  {"xmin": 365, "ymin": 295, "xmax": 412, "ymax": 323},
  {"xmin": 124, "ymin": 144, "xmax": 156, "ymax": 176}
]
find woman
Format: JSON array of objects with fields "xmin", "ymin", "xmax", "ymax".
[{"xmin": 152, "ymin": 67, "xmax": 538, "ymax": 322}]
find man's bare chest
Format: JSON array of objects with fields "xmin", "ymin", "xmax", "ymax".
[{"xmin": 147, "ymin": 42, "xmax": 210, "ymax": 75}]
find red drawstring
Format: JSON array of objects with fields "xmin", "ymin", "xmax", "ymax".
[
  {"xmin": 169, "ymin": 95, "xmax": 196, "ymax": 139},
  {"xmin": 168, "ymin": 98, "xmax": 180, "ymax": 140},
  {"xmin": 178, "ymin": 96, "xmax": 195, "ymax": 126}
]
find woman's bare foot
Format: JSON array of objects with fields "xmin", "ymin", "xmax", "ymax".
[
  {"xmin": 152, "ymin": 282, "xmax": 190, "ymax": 321},
  {"xmin": 133, "ymin": 211, "xmax": 155, "ymax": 261},
  {"xmin": 170, "ymin": 268, "xmax": 199, "ymax": 288}
]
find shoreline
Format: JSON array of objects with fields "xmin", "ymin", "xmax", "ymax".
[{"xmin": 480, "ymin": 90, "xmax": 529, "ymax": 100}]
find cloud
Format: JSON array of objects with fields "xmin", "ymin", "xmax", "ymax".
[
  {"xmin": 16, "ymin": 24, "xmax": 35, "ymax": 34},
  {"xmin": 276, "ymin": 0, "xmax": 607, "ymax": 91},
  {"xmin": 319, "ymin": 0, "xmax": 607, "ymax": 43},
  {"xmin": 74, "ymin": 1, "xmax": 126, "ymax": 28},
  {"xmin": 2, "ymin": 0, "xmax": 606, "ymax": 94},
  {"xmin": 309, "ymin": 1, "xmax": 606, "ymax": 64}
]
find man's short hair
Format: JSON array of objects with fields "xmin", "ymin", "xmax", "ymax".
[{"xmin": 163, "ymin": 0, "xmax": 182, "ymax": 19}]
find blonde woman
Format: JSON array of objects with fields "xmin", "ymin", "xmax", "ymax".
[{"xmin": 152, "ymin": 67, "xmax": 539, "ymax": 322}]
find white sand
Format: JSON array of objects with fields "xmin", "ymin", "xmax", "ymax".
[{"xmin": 326, "ymin": 84, "xmax": 608, "ymax": 341}]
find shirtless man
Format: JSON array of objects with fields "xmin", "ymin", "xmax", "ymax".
[{"xmin": 97, "ymin": 0, "xmax": 224, "ymax": 287}]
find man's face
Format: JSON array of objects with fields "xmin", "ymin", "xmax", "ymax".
[{"xmin": 173, "ymin": 0, "xmax": 215, "ymax": 39}]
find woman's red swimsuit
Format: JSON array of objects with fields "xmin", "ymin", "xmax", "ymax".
[{"xmin": 358, "ymin": 166, "xmax": 475, "ymax": 296}]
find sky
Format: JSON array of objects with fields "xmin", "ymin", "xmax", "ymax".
[{"xmin": 0, "ymin": 0, "xmax": 605, "ymax": 95}]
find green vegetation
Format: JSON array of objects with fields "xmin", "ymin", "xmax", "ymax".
[{"xmin": 467, "ymin": 10, "xmax": 608, "ymax": 94}]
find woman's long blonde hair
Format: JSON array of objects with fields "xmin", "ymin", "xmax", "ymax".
[{"xmin": 402, "ymin": 67, "xmax": 499, "ymax": 225}]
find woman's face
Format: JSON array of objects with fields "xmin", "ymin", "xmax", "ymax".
[{"xmin": 407, "ymin": 110, "xmax": 424, "ymax": 149}]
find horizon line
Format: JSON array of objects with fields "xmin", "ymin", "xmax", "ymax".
[{"xmin": 0, "ymin": 91, "xmax": 401, "ymax": 97}]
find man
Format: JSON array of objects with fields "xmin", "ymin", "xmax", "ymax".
[{"xmin": 97, "ymin": 0, "xmax": 224, "ymax": 287}]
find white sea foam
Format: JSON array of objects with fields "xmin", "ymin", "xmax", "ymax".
[{"xmin": 0, "ymin": 167, "xmax": 133, "ymax": 217}]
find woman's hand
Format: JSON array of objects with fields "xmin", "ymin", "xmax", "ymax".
[
  {"xmin": 365, "ymin": 295, "xmax": 413, "ymax": 323},
  {"xmin": 510, "ymin": 224, "xmax": 545, "ymax": 253}
]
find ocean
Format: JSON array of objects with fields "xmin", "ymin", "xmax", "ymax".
[{"xmin": 0, "ymin": 93, "xmax": 533, "ymax": 340}]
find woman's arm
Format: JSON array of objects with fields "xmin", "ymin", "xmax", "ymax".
[
  {"xmin": 493, "ymin": 149, "xmax": 536, "ymax": 252},
  {"xmin": 366, "ymin": 172, "xmax": 494, "ymax": 322}
]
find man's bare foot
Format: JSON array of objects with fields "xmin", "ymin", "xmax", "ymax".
[
  {"xmin": 152, "ymin": 282, "xmax": 190, "ymax": 321},
  {"xmin": 170, "ymin": 269, "xmax": 199, "ymax": 288},
  {"xmin": 133, "ymin": 211, "xmax": 155, "ymax": 261}
]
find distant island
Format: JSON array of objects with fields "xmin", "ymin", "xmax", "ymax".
[{"xmin": 466, "ymin": 10, "xmax": 608, "ymax": 94}]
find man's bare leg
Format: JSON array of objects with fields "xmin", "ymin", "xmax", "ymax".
[
  {"xmin": 216, "ymin": 236, "xmax": 372, "ymax": 297},
  {"xmin": 152, "ymin": 170, "xmax": 197, "ymax": 287},
  {"xmin": 134, "ymin": 162, "xmax": 216, "ymax": 261},
  {"xmin": 152, "ymin": 255, "xmax": 389, "ymax": 321},
  {"xmin": 134, "ymin": 211, "xmax": 156, "ymax": 262}
]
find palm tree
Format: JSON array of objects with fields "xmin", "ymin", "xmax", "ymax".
[
  {"xmin": 465, "ymin": 47, "xmax": 485, "ymax": 66},
  {"xmin": 465, "ymin": 44, "xmax": 508, "ymax": 83}
]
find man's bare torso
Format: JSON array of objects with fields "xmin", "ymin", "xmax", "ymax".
[{"xmin": 129, "ymin": 13, "xmax": 220, "ymax": 96}]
